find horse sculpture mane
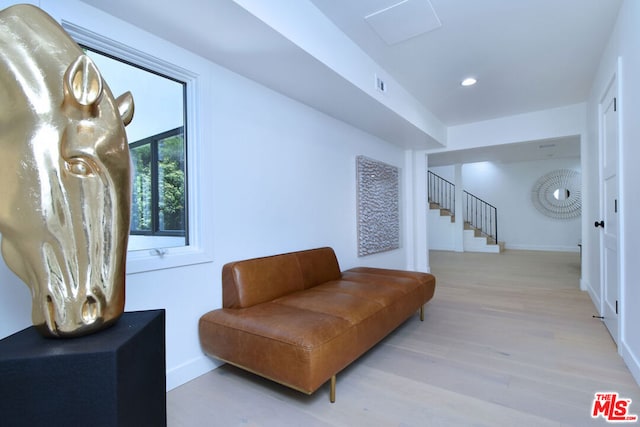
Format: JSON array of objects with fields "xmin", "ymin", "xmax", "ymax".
[{"xmin": 0, "ymin": 4, "xmax": 134, "ymax": 337}]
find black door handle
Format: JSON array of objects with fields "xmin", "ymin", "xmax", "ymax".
[{"xmin": 595, "ymin": 220, "xmax": 604, "ymax": 228}]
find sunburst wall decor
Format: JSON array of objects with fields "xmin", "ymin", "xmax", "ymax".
[{"xmin": 531, "ymin": 169, "xmax": 581, "ymax": 219}]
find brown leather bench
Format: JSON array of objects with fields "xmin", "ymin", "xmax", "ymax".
[{"xmin": 198, "ymin": 247, "xmax": 436, "ymax": 402}]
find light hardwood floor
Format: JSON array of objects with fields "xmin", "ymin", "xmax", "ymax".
[{"xmin": 167, "ymin": 250, "xmax": 640, "ymax": 426}]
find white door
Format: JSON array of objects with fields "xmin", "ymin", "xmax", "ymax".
[{"xmin": 599, "ymin": 77, "xmax": 619, "ymax": 343}]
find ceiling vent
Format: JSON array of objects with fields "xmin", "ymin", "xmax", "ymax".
[{"xmin": 365, "ymin": 0, "xmax": 441, "ymax": 45}]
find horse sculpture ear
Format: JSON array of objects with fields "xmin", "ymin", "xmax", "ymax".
[
  {"xmin": 116, "ymin": 91, "xmax": 134, "ymax": 126},
  {"xmin": 63, "ymin": 55, "xmax": 103, "ymax": 109}
]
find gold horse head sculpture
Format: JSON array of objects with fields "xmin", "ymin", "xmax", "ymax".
[{"xmin": 0, "ymin": 5, "xmax": 134, "ymax": 337}]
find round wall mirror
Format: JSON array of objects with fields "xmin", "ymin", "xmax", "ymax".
[
  {"xmin": 531, "ymin": 169, "xmax": 581, "ymax": 219},
  {"xmin": 553, "ymin": 188, "xmax": 570, "ymax": 200}
]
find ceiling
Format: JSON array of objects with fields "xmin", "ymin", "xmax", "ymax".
[
  {"xmin": 76, "ymin": 0, "xmax": 621, "ymax": 161},
  {"xmin": 77, "ymin": 0, "xmax": 447, "ymax": 148},
  {"xmin": 427, "ymin": 135, "xmax": 581, "ymax": 167},
  {"xmin": 309, "ymin": 0, "xmax": 622, "ymax": 126}
]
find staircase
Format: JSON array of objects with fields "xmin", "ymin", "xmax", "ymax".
[
  {"xmin": 428, "ymin": 201, "xmax": 457, "ymax": 251},
  {"xmin": 429, "ymin": 202, "xmax": 455, "ymax": 223},
  {"xmin": 428, "ymin": 201, "xmax": 503, "ymax": 253},
  {"xmin": 463, "ymin": 221, "xmax": 504, "ymax": 253},
  {"xmin": 428, "ymin": 172, "xmax": 504, "ymax": 253}
]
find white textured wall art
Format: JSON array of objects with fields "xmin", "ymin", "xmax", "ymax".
[
  {"xmin": 531, "ymin": 169, "xmax": 582, "ymax": 219},
  {"xmin": 356, "ymin": 156, "xmax": 400, "ymax": 256}
]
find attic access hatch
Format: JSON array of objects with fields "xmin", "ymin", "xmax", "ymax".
[{"xmin": 365, "ymin": 0, "xmax": 441, "ymax": 45}]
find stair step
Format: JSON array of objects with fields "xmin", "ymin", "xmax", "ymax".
[
  {"xmin": 429, "ymin": 202, "xmax": 455, "ymax": 222},
  {"xmin": 439, "ymin": 210, "xmax": 455, "ymax": 222},
  {"xmin": 462, "ymin": 223, "xmax": 504, "ymax": 253},
  {"xmin": 429, "ymin": 175, "xmax": 501, "ymax": 253}
]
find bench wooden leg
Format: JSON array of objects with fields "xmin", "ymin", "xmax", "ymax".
[
  {"xmin": 330, "ymin": 375, "xmax": 336, "ymax": 403},
  {"xmin": 420, "ymin": 306, "xmax": 424, "ymax": 321}
]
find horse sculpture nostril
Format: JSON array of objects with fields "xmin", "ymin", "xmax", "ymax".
[
  {"xmin": 81, "ymin": 296, "xmax": 99, "ymax": 324},
  {"xmin": 46, "ymin": 295, "xmax": 56, "ymax": 329}
]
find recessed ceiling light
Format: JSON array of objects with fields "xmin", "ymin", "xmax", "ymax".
[{"xmin": 461, "ymin": 77, "xmax": 477, "ymax": 87}]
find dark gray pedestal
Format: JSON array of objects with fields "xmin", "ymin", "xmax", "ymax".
[{"xmin": 0, "ymin": 309, "xmax": 166, "ymax": 427}]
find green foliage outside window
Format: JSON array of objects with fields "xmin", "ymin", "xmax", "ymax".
[
  {"xmin": 131, "ymin": 143, "xmax": 152, "ymax": 231},
  {"xmin": 130, "ymin": 128, "xmax": 186, "ymax": 236},
  {"xmin": 158, "ymin": 135, "xmax": 185, "ymax": 232}
]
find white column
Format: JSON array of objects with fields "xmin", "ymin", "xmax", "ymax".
[
  {"xmin": 454, "ymin": 163, "xmax": 465, "ymax": 252},
  {"xmin": 404, "ymin": 149, "xmax": 416, "ymax": 270},
  {"xmin": 410, "ymin": 150, "xmax": 429, "ymax": 272}
]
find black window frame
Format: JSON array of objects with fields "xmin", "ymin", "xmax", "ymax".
[{"xmin": 129, "ymin": 126, "xmax": 187, "ymax": 238}]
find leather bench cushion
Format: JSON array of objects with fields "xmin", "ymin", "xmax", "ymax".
[
  {"xmin": 199, "ymin": 303, "xmax": 357, "ymax": 393},
  {"xmin": 313, "ymin": 278, "xmax": 416, "ymax": 306},
  {"xmin": 222, "ymin": 247, "xmax": 342, "ymax": 309},
  {"xmin": 342, "ymin": 268, "xmax": 436, "ymax": 303},
  {"xmin": 273, "ymin": 286, "xmax": 385, "ymax": 325},
  {"xmin": 222, "ymin": 253, "xmax": 302, "ymax": 309},
  {"xmin": 294, "ymin": 247, "xmax": 342, "ymax": 289}
]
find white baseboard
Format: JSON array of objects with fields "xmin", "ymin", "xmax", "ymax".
[
  {"xmin": 166, "ymin": 355, "xmax": 222, "ymax": 391},
  {"xmin": 621, "ymin": 341, "xmax": 640, "ymax": 388},
  {"xmin": 586, "ymin": 282, "xmax": 602, "ymax": 314},
  {"xmin": 580, "ymin": 278, "xmax": 588, "ymax": 292},
  {"xmin": 504, "ymin": 244, "xmax": 580, "ymax": 252}
]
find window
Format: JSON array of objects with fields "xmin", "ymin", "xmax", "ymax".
[
  {"xmin": 80, "ymin": 46, "xmax": 188, "ymax": 252},
  {"xmin": 57, "ymin": 13, "xmax": 214, "ymax": 273},
  {"xmin": 130, "ymin": 127, "xmax": 187, "ymax": 240}
]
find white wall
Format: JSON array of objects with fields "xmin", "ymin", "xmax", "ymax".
[
  {"xmin": 462, "ymin": 158, "xmax": 581, "ymax": 252},
  {"xmin": 586, "ymin": 0, "xmax": 640, "ymax": 384},
  {"xmin": 232, "ymin": 0, "xmax": 446, "ymax": 146},
  {"xmin": 429, "ymin": 158, "xmax": 582, "ymax": 253},
  {"xmin": 0, "ymin": 0, "xmax": 411, "ymax": 390},
  {"xmin": 208, "ymin": 65, "xmax": 408, "ymax": 271},
  {"xmin": 446, "ymin": 103, "xmax": 586, "ymax": 150},
  {"xmin": 429, "ymin": 104, "xmax": 597, "ymax": 251},
  {"xmin": 429, "ymin": 165, "xmax": 455, "ymax": 183}
]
